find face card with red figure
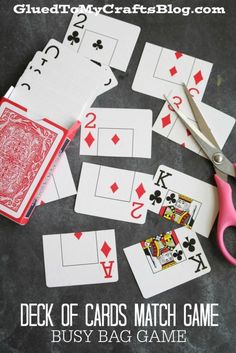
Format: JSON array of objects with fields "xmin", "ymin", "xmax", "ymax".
[
  {"xmin": 132, "ymin": 43, "xmax": 213, "ymax": 100},
  {"xmin": 0, "ymin": 100, "xmax": 65, "ymax": 221},
  {"xmin": 124, "ymin": 227, "xmax": 211, "ymax": 298},
  {"xmin": 74, "ymin": 162, "xmax": 153, "ymax": 224},
  {"xmin": 43, "ymin": 229, "xmax": 118, "ymax": 287}
]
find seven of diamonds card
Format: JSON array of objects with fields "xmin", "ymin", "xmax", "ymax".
[
  {"xmin": 43, "ymin": 229, "xmax": 118, "ymax": 287},
  {"xmin": 124, "ymin": 227, "xmax": 211, "ymax": 298}
]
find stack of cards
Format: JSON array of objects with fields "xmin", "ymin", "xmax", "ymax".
[{"xmin": 9, "ymin": 39, "xmax": 118, "ymax": 129}]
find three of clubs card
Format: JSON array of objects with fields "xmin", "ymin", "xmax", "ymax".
[
  {"xmin": 149, "ymin": 165, "xmax": 219, "ymax": 237},
  {"xmin": 63, "ymin": 11, "xmax": 140, "ymax": 71},
  {"xmin": 80, "ymin": 108, "xmax": 152, "ymax": 158},
  {"xmin": 124, "ymin": 227, "xmax": 211, "ymax": 298},
  {"xmin": 43, "ymin": 229, "xmax": 118, "ymax": 287}
]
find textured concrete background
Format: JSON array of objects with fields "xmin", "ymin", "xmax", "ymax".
[{"xmin": 0, "ymin": 0, "xmax": 236, "ymax": 352}]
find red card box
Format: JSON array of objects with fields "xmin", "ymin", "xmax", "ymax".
[{"xmin": 0, "ymin": 97, "xmax": 80, "ymax": 225}]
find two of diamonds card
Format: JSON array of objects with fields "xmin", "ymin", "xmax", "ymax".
[
  {"xmin": 148, "ymin": 165, "xmax": 218, "ymax": 237},
  {"xmin": 43, "ymin": 229, "xmax": 118, "ymax": 287},
  {"xmin": 132, "ymin": 43, "xmax": 213, "ymax": 100},
  {"xmin": 63, "ymin": 11, "xmax": 140, "ymax": 71},
  {"xmin": 152, "ymin": 87, "xmax": 235, "ymax": 157},
  {"xmin": 124, "ymin": 227, "xmax": 211, "ymax": 298},
  {"xmin": 80, "ymin": 108, "xmax": 152, "ymax": 158},
  {"xmin": 74, "ymin": 163, "xmax": 153, "ymax": 224}
]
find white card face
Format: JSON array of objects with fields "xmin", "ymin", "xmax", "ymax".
[
  {"xmin": 43, "ymin": 229, "xmax": 118, "ymax": 287},
  {"xmin": 37, "ymin": 152, "xmax": 76, "ymax": 206},
  {"xmin": 63, "ymin": 12, "xmax": 140, "ymax": 71},
  {"xmin": 148, "ymin": 165, "xmax": 218, "ymax": 238},
  {"xmin": 80, "ymin": 108, "xmax": 152, "ymax": 158},
  {"xmin": 152, "ymin": 87, "xmax": 235, "ymax": 156},
  {"xmin": 74, "ymin": 162, "xmax": 153, "ymax": 224},
  {"xmin": 124, "ymin": 227, "xmax": 211, "ymax": 298},
  {"xmin": 132, "ymin": 43, "xmax": 213, "ymax": 100}
]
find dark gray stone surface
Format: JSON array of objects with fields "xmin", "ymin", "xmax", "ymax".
[{"xmin": 0, "ymin": 0, "xmax": 236, "ymax": 352}]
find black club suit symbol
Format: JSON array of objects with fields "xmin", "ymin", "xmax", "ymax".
[
  {"xmin": 183, "ymin": 237, "xmax": 196, "ymax": 252},
  {"xmin": 67, "ymin": 31, "xmax": 80, "ymax": 45},
  {"xmin": 149, "ymin": 190, "xmax": 162, "ymax": 205},
  {"xmin": 173, "ymin": 250, "xmax": 183, "ymax": 261},
  {"xmin": 166, "ymin": 193, "xmax": 176, "ymax": 204},
  {"xmin": 93, "ymin": 40, "xmax": 103, "ymax": 50}
]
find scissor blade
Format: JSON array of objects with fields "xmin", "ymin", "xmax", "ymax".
[
  {"xmin": 165, "ymin": 95, "xmax": 218, "ymax": 157},
  {"xmin": 182, "ymin": 84, "xmax": 220, "ymax": 149},
  {"xmin": 165, "ymin": 95, "xmax": 236, "ymax": 178}
]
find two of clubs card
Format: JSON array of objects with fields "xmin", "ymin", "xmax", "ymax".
[
  {"xmin": 63, "ymin": 10, "xmax": 141, "ymax": 71},
  {"xmin": 124, "ymin": 227, "xmax": 211, "ymax": 298},
  {"xmin": 9, "ymin": 39, "xmax": 118, "ymax": 129}
]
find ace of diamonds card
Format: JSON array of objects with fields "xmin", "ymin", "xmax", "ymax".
[
  {"xmin": 43, "ymin": 229, "xmax": 118, "ymax": 287},
  {"xmin": 124, "ymin": 227, "xmax": 211, "ymax": 298}
]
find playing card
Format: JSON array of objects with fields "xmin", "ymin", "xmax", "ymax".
[
  {"xmin": 43, "ymin": 229, "xmax": 118, "ymax": 287},
  {"xmin": 37, "ymin": 152, "xmax": 76, "ymax": 206},
  {"xmin": 63, "ymin": 11, "xmax": 140, "ymax": 71},
  {"xmin": 152, "ymin": 87, "xmax": 235, "ymax": 156},
  {"xmin": 80, "ymin": 108, "xmax": 152, "ymax": 158},
  {"xmin": 149, "ymin": 165, "xmax": 218, "ymax": 237},
  {"xmin": 74, "ymin": 162, "xmax": 153, "ymax": 224},
  {"xmin": 124, "ymin": 227, "xmax": 211, "ymax": 298},
  {"xmin": 0, "ymin": 99, "xmax": 66, "ymax": 222},
  {"xmin": 132, "ymin": 43, "xmax": 213, "ymax": 100}
]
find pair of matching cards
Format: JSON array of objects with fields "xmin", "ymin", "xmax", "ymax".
[
  {"xmin": 132, "ymin": 42, "xmax": 235, "ymax": 156},
  {"xmin": 10, "ymin": 39, "xmax": 118, "ymax": 128},
  {"xmin": 75, "ymin": 162, "xmax": 218, "ymax": 238}
]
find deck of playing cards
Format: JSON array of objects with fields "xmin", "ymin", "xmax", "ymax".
[{"xmin": 0, "ymin": 98, "xmax": 74, "ymax": 224}]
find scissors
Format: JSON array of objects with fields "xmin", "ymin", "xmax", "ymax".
[{"xmin": 165, "ymin": 85, "xmax": 236, "ymax": 266}]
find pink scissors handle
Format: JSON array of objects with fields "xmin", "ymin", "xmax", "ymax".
[{"xmin": 214, "ymin": 168, "xmax": 236, "ymax": 266}]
